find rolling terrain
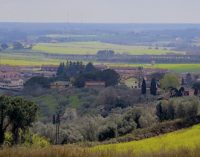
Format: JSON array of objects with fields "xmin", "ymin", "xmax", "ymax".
[
  {"xmin": 1, "ymin": 124, "xmax": 200, "ymax": 157},
  {"xmin": 92, "ymin": 124, "xmax": 200, "ymax": 155}
]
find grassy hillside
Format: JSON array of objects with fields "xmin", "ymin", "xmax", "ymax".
[
  {"xmin": 92, "ymin": 124, "xmax": 200, "ymax": 155},
  {"xmin": 33, "ymin": 41, "xmax": 183, "ymax": 55},
  {"xmin": 1, "ymin": 124, "xmax": 200, "ymax": 157}
]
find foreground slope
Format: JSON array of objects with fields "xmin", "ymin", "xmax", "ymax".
[
  {"xmin": 1, "ymin": 124, "xmax": 200, "ymax": 157},
  {"xmin": 92, "ymin": 124, "xmax": 200, "ymax": 154}
]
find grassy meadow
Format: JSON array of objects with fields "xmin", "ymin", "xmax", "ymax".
[
  {"xmin": 106, "ymin": 63, "xmax": 200, "ymax": 73},
  {"xmin": 32, "ymin": 41, "xmax": 183, "ymax": 55},
  {"xmin": 1, "ymin": 124, "xmax": 200, "ymax": 157}
]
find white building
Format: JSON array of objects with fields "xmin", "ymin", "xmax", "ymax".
[{"xmin": 0, "ymin": 79, "xmax": 24, "ymax": 90}]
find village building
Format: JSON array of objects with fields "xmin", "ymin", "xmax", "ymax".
[
  {"xmin": 0, "ymin": 79, "xmax": 24, "ymax": 90},
  {"xmin": 85, "ymin": 81, "xmax": 106, "ymax": 88},
  {"xmin": 0, "ymin": 71, "xmax": 21, "ymax": 80},
  {"xmin": 0, "ymin": 65, "xmax": 21, "ymax": 72},
  {"xmin": 50, "ymin": 81, "xmax": 72, "ymax": 90},
  {"xmin": 183, "ymin": 87, "xmax": 194, "ymax": 96}
]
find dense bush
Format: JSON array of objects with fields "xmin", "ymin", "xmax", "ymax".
[
  {"xmin": 98, "ymin": 124, "xmax": 117, "ymax": 141},
  {"xmin": 98, "ymin": 107, "xmax": 156, "ymax": 141},
  {"xmin": 156, "ymin": 97, "xmax": 200, "ymax": 121},
  {"xmin": 160, "ymin": 73, "xmax": 180, "ymax": 90},
  {"xmin": 96, "ymin": 87, "xmax": 140, "ymax": 112},
  {"xmin": 74, "ymin": 69, "xmax": 120, "ymax": 88},
  {"xmin": 32, "ymin": 122, "xmax": 84, "ymax": 144},
  {"xmin": 24, "ymin": 76, "xmax": 54, "ymax": 89}
]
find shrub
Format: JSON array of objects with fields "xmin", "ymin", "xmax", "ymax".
[
  {"xmin": 156, "ymin": 97, "xmax": 200, "ymax": 121},
  {"xmin": 80, "ymin": 117, "xmax": 99, "ymax": 141},
  {"xmin": 98, "ymin": 123, "xmax": 117, "ymax": 141},
  {"xmin": 4, "ymin": 132, "xmax": 12, "ymax": 146}
]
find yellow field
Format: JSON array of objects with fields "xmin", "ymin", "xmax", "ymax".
[
  {"xmin": 0, "ymin": 54, "xmax": 64, "ymax": 66},
  {"xmin": 0, "ymin": 57, "xmax": 199, "ymax": 73},
  {"xmin": 0, "ymin": 51, "xmax": 199, "ymax": 72},
  {"xmin": 106, "ymin": 63, "xmax": 200, "ymax": 73},
  {"xmin": 0, "ymin": 58, "xmax": 61, "ymax": 66},
  {"xmin": 92, "ymin": 124, "xmax": 200, "ymax": 155}
]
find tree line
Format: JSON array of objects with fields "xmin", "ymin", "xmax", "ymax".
[
  {"xmin": 57, "ymin": 61, "xmax": 120, "ymax": 87},
  {"xmin": 0, "ymin": 42, "xmax": 32, "ymax": 51}
]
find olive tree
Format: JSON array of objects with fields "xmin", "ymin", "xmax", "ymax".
[
  {"xmin": 7, "ymin": 97, "xmax": 38, "ymax": 144},
  {"xmin": 0, "ymin": 96, "xmax": 38, "ymax": 145},
  {"xmin": 0, "ymin": 96, "xmax": 11, "ymax": 144}
]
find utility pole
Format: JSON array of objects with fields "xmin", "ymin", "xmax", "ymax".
[
  {"xmin": 53, "ymin": 114, "xmax": 60, "ymax": 145},
  {"xmin": 137, "ymin": 66, "xmax": 144, "ymax": 88}
]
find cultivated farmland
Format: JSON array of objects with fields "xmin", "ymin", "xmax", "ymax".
[{"xmin": 32, "ymin": 41, "xmax": 184, "ymax": 55}]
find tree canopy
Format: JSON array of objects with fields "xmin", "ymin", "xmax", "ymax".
[
  {"xmin": 1, "ymin": 43, "xmax": 9, "ymax": 50},
  {"xmin": 160, "ymin": 73, "xmax": 180, "ymax": 90},
  {"xmin": 56, "ymin": 61, "xmax": 84, "ymax": 80}
]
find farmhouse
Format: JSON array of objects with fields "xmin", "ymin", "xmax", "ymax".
[
  {"xmin": 85, "ymin": 81, "xmax": 106, "ymax": 88},
  {"xmin": 50, "ymin": 81, "xmax": 72, "ymax": 90}
]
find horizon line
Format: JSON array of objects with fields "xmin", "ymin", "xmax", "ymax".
[{"xmin": 0, "ymin": 21, "xmax": 200, "ymax": 25}]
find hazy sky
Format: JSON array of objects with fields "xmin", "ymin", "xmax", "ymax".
[{"xmin": 0, "ymin": 0, "xmax": 200, "ymax": 23}]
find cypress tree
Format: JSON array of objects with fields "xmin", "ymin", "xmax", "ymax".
[
  {"xmin": 181, "ymin": 77, "xmax": 185, "ymax": 86},
  {"xmin": 141, "ymin": 78, "xmax": 146, "ymax": 95},
  {"xmin": 150, "ymin": 78, "xmax": 157, "ymax": 95}
]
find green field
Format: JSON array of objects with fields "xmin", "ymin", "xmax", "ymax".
[
  {"xmin": 151, "ymin": 64, "xmax": 200, "ymax": 73},
  {"xmin": 33, "ymin": 41, "xmax": 184, "ymax": 55},
  {"xmin": 0, "ymin": 52, "xmax": 64, "ymax": 66},
  {"xmin": 0, "ymin": 45, "xmax": 200, "ymax": 73},
  {"xmin": 92, "ymin": 124, "xmax": 200, "ymax": 155}
]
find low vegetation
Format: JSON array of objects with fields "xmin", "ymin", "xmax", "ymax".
[
  {"xmin": 92, "ymin": 124, "xmax": 200, "ymax": 155},
  {"xmin": 1, "ymin": 124, "xmax": 200, "ymax": 157}
]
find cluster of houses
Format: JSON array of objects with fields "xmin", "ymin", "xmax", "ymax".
[
  {"xmin": 0, "ymin": 65, "xmax": 57, "ymax": 90},
  {"xmin": 0, "ymin": 71, "xmax": 23, "ymax": 90},
  {"xmin": 0, "ymin": 65, "xmax": 107, "ymax": 90},
  {"xmin": 0, "ymin": 64, "xmax": 199, "ymax": 94}
]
